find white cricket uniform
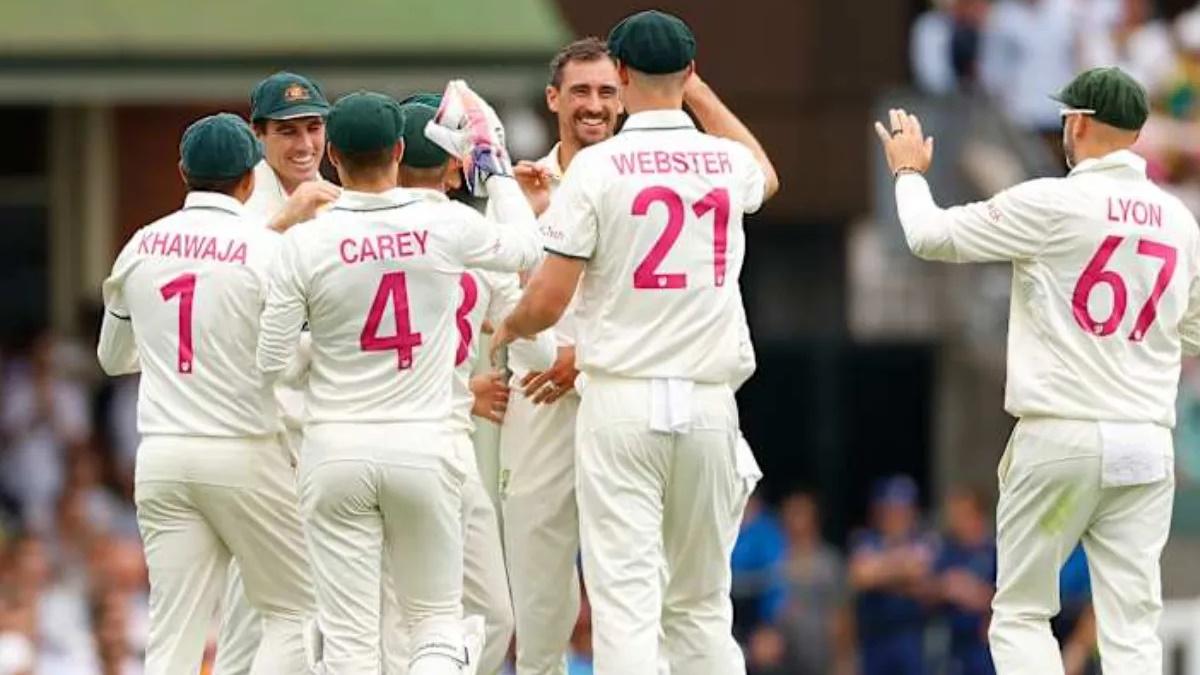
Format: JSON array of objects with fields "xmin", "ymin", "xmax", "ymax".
[
  {"xmin": 894, "ymin": 149, "xmax": 1200, "ymax": 675},
  {"xmin": 216, "ymin": 159, "xmax": 324, "ymax": 675},
  {"xmin": 539, "ymin": 109, "xmax": 766, "ymax": 675},
  {"xmin": 379, "ymin": 188, "xmax": 555, "ymax": 675},
  {"xmin": 96, "ymin": 191, "xmax": 316, "ymax": 675},
  {"xmin": 257, "ymin": 179, "xmax": 541, "ymax": 674},
  {"xmin": 495, "ymin": 144, "xmax": 588, "ymax": 675}
]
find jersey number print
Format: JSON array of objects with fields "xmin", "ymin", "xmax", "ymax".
[
  {"xmin": 1072, "ymin": 235, "xmax": 1177, "ymax": 341},
  {"xmin": 160, "ymin": 273, "xmax": 196, "ymax": 374},
  {"xmin": 361, "ymin": 271, "xmax": 425, "ymax": 370},
  {"xmin": 455, "ymin": 273, "xmax": 479, "ymax": 367},
  {"xmin": 632, "ymin": 186, "xmax": 730, "ymax": 289}
]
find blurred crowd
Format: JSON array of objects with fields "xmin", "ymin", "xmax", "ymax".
[
  {"xmin": 912, "ymin": 0, "xmax": 1200, "ymax": 207},
  {"xmin": 0, "ymin": 327, "xmax": 149, "ymax": 675},
  {"xmin": 731, "ymin": 476, "xmax": 1100, "ymax": 675}
]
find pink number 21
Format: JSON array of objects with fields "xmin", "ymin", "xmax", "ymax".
[{"xmin": 632, "ymin": 186, "xmax": 730, "ymax": 289}]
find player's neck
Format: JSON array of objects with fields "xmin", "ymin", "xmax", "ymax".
[
  {"xmin": 557, "ymin": 139, "xmax": 579, "ymax": 172},
  {"xmin": 623, "ymin": 90, "xmax": 685, "ymax": 117},
  {"xmin": 342, "ymin": 177, "xmax": 396, "ymax": 194}
]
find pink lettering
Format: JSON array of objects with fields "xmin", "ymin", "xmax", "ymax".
[
  {"xmin": 359, "ymin": 237, "xmax": 378, "ymax": 262},
  {"xmin": 1107, "ymin": 196, "xmax": 1163, "ymax": 228},
  {"xmin": 718, "ymin": 152, "xmax": 732, "ymax": 174},
  {"xmin": 637, "ymin": 152, "xmax": 653, "ymax": 174},
  {"xmin": 672, "ymin": 152, "xmax": 689, "ymax": 173},
  {"xmin": 1150, "ymin": 203, "xmax": 1162, "ymax": 228},
  {"xmin": 228, "ymin": 242, "xmax": 247, "ymax": 265},
  {"xmin": 413, "ymin": 230, "xmax": 428, "ymax": 254},
  {"xmin": 612, "ymin": 153, "xmax": 637, "ymax": 175},
  {"xmin": 1107, "ymin": 197, "xmax": 1120, "ymax": 223},
  {"xmin": 654, "ymin": 151, "xmax": 671, "ymax": 173},
  {"xmin": 1132, "ymin": 201, "xmax": 1148, "ymax": 225},
  {"xmin": 137, "ymin": 231, "xmax": 152, "ymax": 254},
  {"xmin": 151, "ymin": 232, "xmax": 169, "ymax": 255},
  {"xmin": 165, "ymin": 234, "xmax": 182, "ymax": 257},
  {"xmin": 376, "ymin": 234, "xmax": 397, "ymax": 260},
  {"xmin": 183, "ymin": 234, "xmax": 203, "ymax": 259},
  {"xmin": 340, "ymin": 239, "xmax": 358, "ymax": 264},
  {"xmin": 702, "ymin": 152, "xmax": 719, "ymax": 174},
  {"xmin": 201, "ymin": 238, "xmax": 218, "ymax": 260}
]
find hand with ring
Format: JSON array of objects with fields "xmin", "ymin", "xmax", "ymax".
[{"xmin": 873, "ymin": 108, "xmax": 934, "ymax": 177}]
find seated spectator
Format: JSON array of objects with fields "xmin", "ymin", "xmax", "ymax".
[
  {"xmin": 934, "ymin": 485, "xmax": 996, "ymax": 675},
  {"xmin": 849, "ymin": 475, "xmax": 936, "ymax": 675},
  {"xmin": 731, "ymin": 490, "xmax": 787, "ymax": 639}
]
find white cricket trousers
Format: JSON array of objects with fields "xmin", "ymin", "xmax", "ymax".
[
  {"xmin": 300, "ymin": 422, "xmax": 467, "ymax": 675},
  {"xmin": 134, "ymin": 434, "xmax": 315, "ymax": 675},
  {"xmin": 576, "ymin": 377, "xmax": 755, "ymax": 675},
  {"xmin": 381, "ymin": 432, "xmax": 514, "ymax": 675},
  {"xmin": 499, "ymin": 390, "xmax": 581, "ymax": 675},
  {"xmin": 989, "ymin": 417, "xmax": 1175, "ymax": 675}
]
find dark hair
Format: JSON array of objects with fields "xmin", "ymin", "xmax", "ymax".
[
  {"xmin": 549, "ymin": 37, "xmax": 614, "ymax": 88},
  {"xmin": 335, "ymin": 146, "xmax": 396, "ymax": 177},
  {"xmin": 183, "ymin": 172, "xmax": 248, "ymax": 195}
]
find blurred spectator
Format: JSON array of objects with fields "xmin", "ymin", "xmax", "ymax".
[
  {"xmin": 979, "ymin": 0, "xmax": 1080, "ymax": 134},
  {"xmin": 730, "ymin": 491, "xmax": 787, "ymax": 639},
  {"xmin": 911, "ymin": 0, "xmax": 992, "ymax": 94},
  {"xmin": 1054, "ymin": 545, "xmax": 1099, "ymax": 675},
  {"xmin": 745, "ymin": 624, "xmax": 790, "ymax": 675},
  {"xmin": 770, "ymin": 490, "xmax": 853, "ymax": 675},
  {"xmin": 849, "ymin": 475, "xmax": 936, "ymax": 675},
  {"xmin": 934, "ymin": 486, "xmax": 996, "ymax": 675},
  {"xmin": 0, "ymin": 332, "xmax": 91, "ymax": 534},
  {"xmin": 1080, "ymin": 0, "xmax": 1175, "ymax": 98}
]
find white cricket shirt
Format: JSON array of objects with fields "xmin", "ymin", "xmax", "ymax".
[
  {"xmin": 896, "ymin": 149, "xmax": 1200, "ymax": 426},
  {"xmin": 540, "ymin": 109, "xmax": 766, "ymax": 383},
  {"xmin": 257, "ymin": 178, "xmax": 541, "ymax": 424},
  {"xmin": 404, "ymin": 189, "xmax": 555, "ymax": 433},
  {"xmin": 97, "ymin": 192, "xmax": 282, "ymax": 437}
]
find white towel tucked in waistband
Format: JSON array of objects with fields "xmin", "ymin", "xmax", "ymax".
[{"xmin": 649, "ymin": 378, "xmax": 694, "ymax": 433}]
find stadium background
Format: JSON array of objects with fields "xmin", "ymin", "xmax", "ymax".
[{"xmin": 0, "ymin": 0, "xmax": 1199, "ymax": 673}]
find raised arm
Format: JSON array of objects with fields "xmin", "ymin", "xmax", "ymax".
[{"xmin": 684, "ymin": 74, "xmax": 779, "ymax": 202}]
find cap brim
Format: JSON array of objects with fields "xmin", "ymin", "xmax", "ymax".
[{"xmin": 259, "ymin": 104, "xmax": 329, "ymax": 121}]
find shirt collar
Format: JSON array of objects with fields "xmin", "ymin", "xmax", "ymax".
[
  {"xmin": 332, "ymin": 189, "xmax": 410, "ymax": 212},
  {"xmin": 620, "ymin": 109, "xmax": 696, "ymax": 134},
  {"xmin": 1068, "ymin": 149, "xmax": 1147, "ymax": 178},
  {"xmin": 538, "ymin": 143, "xmax": 564, "ymax": 180},
  {"xmin": 394, "ymin": 187, "xmax": 448, "ymax": 203},
  {"xmin": 183, "ymin": 191, "xmax": 245, "ymax": 216}
]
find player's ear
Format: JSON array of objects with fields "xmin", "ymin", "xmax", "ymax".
[
  {"xmin": 444, "ymin": 158, "xmax": 463, "ymax": 190},
  {"xmin": 393, "ymin": 139, "xmax": 405, "ymax": 164},
  {"xmin": 546, "ymin": 85, "xmax": 559, "ymax": 114},
  {"xmin": 177, "ymin": 162, "xmax": 188, "ymax": 187},
  {"xmin": 617, "ymin": 61, "xmax": 631, "ymax": 86}
]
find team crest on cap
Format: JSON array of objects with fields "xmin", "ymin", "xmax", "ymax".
[{"xmin": 283, "ymin": 84, "xmax": 310, "ymax": 102}]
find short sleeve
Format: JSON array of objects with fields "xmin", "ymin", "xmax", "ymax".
[
  {"xmin": 539, "ymin": 157, "xmax": 599, "ymax": 260},
  {"xmin": 732, "ymin": 141, "xmax": 766, "ymax": 215}
]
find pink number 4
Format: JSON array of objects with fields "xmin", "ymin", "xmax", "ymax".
[
  {"xmin": 1072, "ymin": 235, "xmax": 1177, "ymax": 341},
  {"xmin": 361, "ymin": 271, "xmax": 424, "ymax": 370},
  {"xmin": 160, "ymin": 273, "xmax": 196, "ymax": 374},
  {"xmin": 632, "ymin": 186, "xmax": 730, "ymax": 289},
  {"xmin": 455, "ymin": 273, "xmax": 479, "ymax": 367}
]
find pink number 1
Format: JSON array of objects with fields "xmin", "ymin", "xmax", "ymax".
[
  {"xmin": 632, "ymin": 186, "xmax": 731, "ymax": 289},
  {"xmin": 160, "ymin": 273, "xmax": 196, "ymax": 374}
]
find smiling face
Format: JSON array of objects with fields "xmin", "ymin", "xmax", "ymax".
[
  {"xmin": 547, "ymin": 56, "xmax": 621, "ymax": 150},
  {"xmin": 256, "ymin": 116, "xmax": 326, "ymax": 191}
]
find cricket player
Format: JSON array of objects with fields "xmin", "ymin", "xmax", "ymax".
[
  {"xmin": 493, "ymin": 11, "xmax": 779, "ymax": 675},
  {"xmin": 96, "ymin": 113, "xmax": 316, "ymax": 674},
  {"xmin": 874, "ymin": 67, "xmax": 1198, "ymax": 674},
  {"xmin": 218, "ymin": 70, "xmax": 340, "ymax": 675},
  {"xmin": 257, "ymin": 89, "xmax": 542, "ymax": 674},
  {"xmin": 376, "ymin": 94, "xmax": 555, "ymax": 675},
  {"xmin": 495, "ymin": 37, "xmax": 621, "ymax": 675}
]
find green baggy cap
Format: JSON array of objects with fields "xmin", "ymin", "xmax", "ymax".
[
  {"xmin": 179, "ymin": 113, "xmax": 262, "ymax": 181},
  {"xmin": 327, "ymin": 91, "xmax": 406, "ymax": 154},
  {"xmin": 250, "ymin": 71, "xmax": 330, "ymax": 122},
  {"xmin": 607, "ymin": 10, "xmax": 696, "ymax": 75},
  {"xmin": 398, "ymin": 93, "xmax": 449, "ymax": 168},
  {"xmin": 1053, "ymin": 67, "xmax": 1149, "ymax": 131}
]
